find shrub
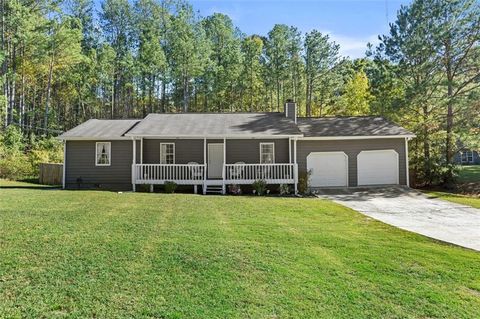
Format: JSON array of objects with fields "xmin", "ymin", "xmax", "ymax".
[
  {"xmin": 278, "ymin": 183, "xmax": 290, "ymax": 195},
  {"xmin": 252, "ymin": 179, "xmax": 267, "ymax": 195},
  {"xmin": 0, "ymin": 127, "xmax": 64, "ymax": 180},
  {"xmin": 164, "ymin": 181, "xmax": 177, "ymax": 193},
  {"xmin": 228, "ymin": 184, "xmax": 242, "ymax": 195},
  {"xmin": 0, "ymin": 151, "xmax": 34, "ymax": 180},
  {"xmin": 298, "ymin": 170, "xmax": 312, "ymax": 195}
]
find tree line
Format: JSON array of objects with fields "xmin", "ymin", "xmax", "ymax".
[{"xmin": 1, "ymin": 0, "xmax": 479, "ymax": 186}]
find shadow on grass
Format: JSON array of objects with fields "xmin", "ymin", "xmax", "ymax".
[{"xmin": 0, "ymin": 185, "xmax": 61, "ymax": 190}]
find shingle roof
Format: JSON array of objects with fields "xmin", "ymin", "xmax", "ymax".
[
  {"xmin": 125, "ymin": 113, "xmax": 303, "ymax": 137},
  {"xmin": 58, "ymin": 119, "xmax": 140, "ymax": 139},
  {"xmin": 59, "ymin": 114, "xmax": 414, "ymax": 140},
  {"xmin": 296, "ymin": 116, "xmax": 414, "ymax": 137}
]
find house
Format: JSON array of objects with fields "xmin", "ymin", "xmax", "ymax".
[
  {"xmin": 58, "ymin": 102, "xmax": 415, "ymax": 194},
  {"xmin": 454, "ymin": 149, "xmax": 480, "ymax": 165}
]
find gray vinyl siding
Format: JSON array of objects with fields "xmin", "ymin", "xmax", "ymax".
[
  {"xmin": 141, "ymin": 139, "xmax": 290, "ymax": 164},
  {"xmin": 297, "ymin": 138, "xmax": 407, "ymax": 186},
  {"xmin": 143, "ymin": 139, "xmax": 204, "ymax": 164},
  {"xmin": 65, "ymin": 140, "xmax": 134, "ymax": 190},
  {"xmin": 226, "ymin": 139, "xmax": 289, "ymax": 163}
]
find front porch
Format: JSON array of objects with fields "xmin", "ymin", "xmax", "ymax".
[
  {"xmin": 130, "ymin": 137, "xmax": 299, "ymax": 194},
  {"xmin": 132, "ymin": 163, "xmax": 298, "ymax": 194}
]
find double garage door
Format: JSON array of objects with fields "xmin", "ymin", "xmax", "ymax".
[{"xmin": 307, "ymin": 150, "xmax": 399, "ymax": 187}]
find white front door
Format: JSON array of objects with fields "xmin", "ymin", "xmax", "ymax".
[
  {"xmin": 357, "ymin": 150, "xmax": 399, "ymax": 186},
  {"xmin": 307, "ymin": 152, "xmax": 348, "ymax": 187},
  {"xmin": 208, "ymin": 143, "xmax": 224, "ymax": 178}
]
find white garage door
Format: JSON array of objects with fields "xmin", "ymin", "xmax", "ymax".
[
  {"xmin": 357, "ymin": 150, "xmax": 399, "ymax": 186},
  {"xmin": 307, "ymin": 152, "xmax": 348, "ymax": 187}
]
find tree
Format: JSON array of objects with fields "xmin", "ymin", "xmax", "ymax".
[
  {"xmin": 135, "ymin": 0, "xmax": 167, "ymax": 115},
  {"xmin": 101, "ymin": 0, "xmax": 134, "ymax": 117},
  {"xmin": 265, "ymin": 24, "xmax": 290, "ymax": 111},
  {"xmin": 432, "ymin": 0, "xmax": 480, "ymax": 182},
  {"xmin": 202, "ymin": 13, "xmax": 242, "ymax": 112},
  {"xmin": 240, "ymin": 35, "xmax": 264, "ymax": 111},
  {"xmin": 376, "ymin": 0, "xmax": 480, "ymax": 185},
  {"xmin": 338, "ymin": 69, "xmax": 372, "ymax": 115},
  {"xmin": 304, "ymin": 30, "xmax": 340, "ymax": 117},
  {"xmin": 168, "ymin": 3, "xmax": 210, "ymax": 112}
]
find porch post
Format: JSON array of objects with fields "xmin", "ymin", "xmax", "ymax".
[
  {"xmin": 222, "ymin": 137, "xmax": 226, "ymax": 194},
  {"xmin": 132, "ymin": 138, "xmax": 136, "ymax": 192},
  {"xmin": 203, "ymin": 137, "xmax": 207, "ymax": 194},
  {"xmin": 288, "ymin": 137, "xmax": 292, "ymax": 163},
  {"xmin": 140, "ymin": 137, "xmax": 143, "ymax": 164},
  {"xmin": 294, "ymin": 138, "xmax": 298, "ymax": 195},
  {"xmin": 405, "ymin": 137, "xmax": 410, "ymax": 187}
]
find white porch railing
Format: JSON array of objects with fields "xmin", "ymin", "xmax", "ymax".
[
  {"xmin": 224, "ymin": 163, "xmax": 296, "ymax": 184},
  {"xmin": 133, "ymin": 164, "xmax": 206, "ymax": 185},
  {"xmin": 133, "ymin": 163, "xmax": 297, "ymax": 186}
]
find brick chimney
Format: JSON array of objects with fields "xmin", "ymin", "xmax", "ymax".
[{"xmin": 284, "ymin": 100, "xmax": 297, "ymax": 123}]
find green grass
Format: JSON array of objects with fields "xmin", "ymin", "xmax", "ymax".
[
  {"xmin": 1, "ymin": 180, "xmax": 480, "ymax": 318},
  {"xmin": 458, "ymin": 165, "xmax": 480, "ymax": 183},
  {"xmin": 423, "ymin": 191, "xmax": 480, "ymax": 209}
]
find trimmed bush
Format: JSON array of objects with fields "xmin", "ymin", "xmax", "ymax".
[
  {"xmin": 278, "ymin": 183, "xmax": 290, "ymax": 195},
  {"xmin": 164, "ymin": 181, "xmax": 177, "ymax": 193},
  {"xmin": 252, "ymin": 179, "xmax": 267, "ymax": 195}
]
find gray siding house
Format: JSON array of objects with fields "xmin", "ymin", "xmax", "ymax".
[
  {"xmin": 59, "ymin": 102, "xmax": 415, "ymax": 194},
  {"xmin": 454, "ymin": 149, "xmax": 480, "ymax": 165}
]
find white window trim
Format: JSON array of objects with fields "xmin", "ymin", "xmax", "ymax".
[
  {"xmin": 95, "ymin": 142, "xmax": 111, "ymax": 166},
  {"xmin": 462, "ymin": 150, "xmax": 473, "ymax": 163},
  {"xmin": 259, "ymin": 142, "xmax": 275, "ymax": 164},
  {"xmin": 160, "ymin": 143, "xmax": 175, "ymax": 164}
]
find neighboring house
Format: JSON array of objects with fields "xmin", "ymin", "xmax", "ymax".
[
  {"xmin": 454, "ymin": 149, "xmax": 480, "ymax": 165},
  {"xmin": 58, "ymin": 102, "xmax": 415, "ymax": 194}
]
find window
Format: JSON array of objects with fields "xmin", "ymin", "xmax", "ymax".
[
  {"xmin": 160, "ymin": 143, "xmax": 175, "ymax": 164},
  {"xmin": 461, "ymin": 150, "xmax": 473, "ymax": 164},
  {"xmin": 260, "ymin": 143, "xmax": 275, "ymax": 164},
  {"xmin": 96, "ymin": 142, "xmax": 111, "ymax": 166}
]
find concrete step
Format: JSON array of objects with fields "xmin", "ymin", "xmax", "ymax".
[{"xmin": 204, "ymin": 185, "xmax": 224, "ymax": 194}]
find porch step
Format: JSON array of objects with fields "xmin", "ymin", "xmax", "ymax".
[{"xmin": 204, "ymin": 185, "xmax": 224, "ymax": 195}]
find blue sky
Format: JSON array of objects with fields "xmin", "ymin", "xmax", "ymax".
[
  {"xmin": 190, "ymin": 0, "xmax": 411, "ymax": 58},
  {"xmin": 92, "ymin": 0, "xmax": 411, "ymax": 58}
]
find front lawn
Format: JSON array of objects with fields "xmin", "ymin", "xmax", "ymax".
[
  {"xmin": 1, "ymin": 180, "xmax": 480, "ymax": 318},
  {"xmin": 458, "ymin": 165, "xmax": 480, "ymax": 183}
]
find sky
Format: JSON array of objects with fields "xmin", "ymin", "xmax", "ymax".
[
  {"xmin": 92, "ymin": 0, "xmax": 412, "ymax": 59},
  {"xmin": 190, "ymin": 0, "xmax": 411, "ymax": 58}
]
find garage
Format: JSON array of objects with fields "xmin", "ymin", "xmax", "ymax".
[
  {"xmin": 307, "ymin": 152, "xmax": 348, "ymax": 187},
  {"xmin": 357, "ymin": 150, "xmax": 399, "ymax": 186}
]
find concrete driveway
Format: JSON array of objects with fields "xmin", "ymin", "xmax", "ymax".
[{"xmin": 316, "ymin": 187, "xmax": 480, "ymax": 251}]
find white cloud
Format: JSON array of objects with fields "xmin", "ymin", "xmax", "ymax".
[
  {"xmin": 203, "ymin": 6, "xmax": 241, "ymax": 22},
  {"xmin": 322, "ymin": 31, "xmax": 380, "ymax": 59}
]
